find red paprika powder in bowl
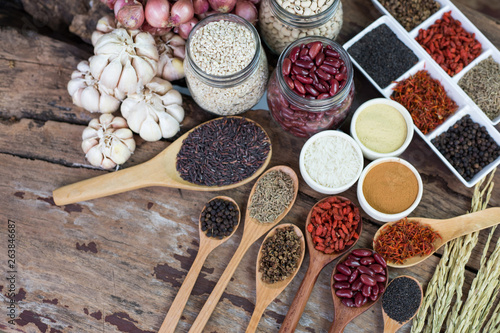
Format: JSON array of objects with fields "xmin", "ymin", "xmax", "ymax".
[{"xmin": 357, "ymin": 157, "xmax": 423, "ymax": 222}]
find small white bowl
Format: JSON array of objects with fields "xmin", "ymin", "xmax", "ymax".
[
  {"xmin": 350, "ymin": 98, "xmax": 414, "ymax": 160},
  {"xmin": 357, "ymin": 157, "xmax": 423, "ymax": 222},
  {"xmin": 299, "ymin": 130, "xmax": 364, "ymax": 194}
]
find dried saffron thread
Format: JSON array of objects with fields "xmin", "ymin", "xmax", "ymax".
[
  {"xmin": 391, "ymin": 70, "xmax": 458, "ymax": 134},
  {"xmin": 374, "ymin": 218, "xmax": 442, "ymax": 264}
]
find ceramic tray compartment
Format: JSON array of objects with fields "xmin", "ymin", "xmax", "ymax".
[{"xmin": 344, "ymin": 16, "xmax": 500, "ymax": 187}]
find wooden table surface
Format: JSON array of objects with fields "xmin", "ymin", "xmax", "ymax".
[{"xmin": 1, "ymin": 1, "xmax": 499, "ymax": 332}]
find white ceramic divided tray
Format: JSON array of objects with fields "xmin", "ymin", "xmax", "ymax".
[{"xmin": 343, "ymin": 15, "xmax": 500, "ymax": 188}]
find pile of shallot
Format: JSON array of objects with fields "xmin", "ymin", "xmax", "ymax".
[{"xmin": 102, "ymin": 0, "xmax": 259, "ymax": 40}]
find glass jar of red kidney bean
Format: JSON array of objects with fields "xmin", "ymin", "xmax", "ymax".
[{"xmin": 267, "ymin": 37, "xmax": 355, "ymax": 137}]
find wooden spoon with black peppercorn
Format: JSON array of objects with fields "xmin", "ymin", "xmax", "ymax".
[
  {"xmin": 246, "ymin": 223, "xmax": 306, "ymax": 333},
  {"xmin": 158, "ymin": 196, "xmax": 241, "ymax": 333}
]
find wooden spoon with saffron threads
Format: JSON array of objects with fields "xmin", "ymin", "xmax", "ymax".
[
  {"xmin": 246, "ymin": 223, "xmax": 306, "ymax": 333},
  {"xmin": 158, "ymin": 196, "xmax": 241, "ymax": 333},
  {"xmin": 52, "ymin": 117, "xmax": 272, "ymax": 206},
  {"xmin": 188, "ymin": 165, "xmax": 299, "ymax": 333},
  {"xmin": 373, "ymin": 207, "xmax": 500, "ymax": 268}
]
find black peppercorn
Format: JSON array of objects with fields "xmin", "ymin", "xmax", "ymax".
[{"xmin": 200, "ymin": 198, "xmax": 239, "ymax": 239}]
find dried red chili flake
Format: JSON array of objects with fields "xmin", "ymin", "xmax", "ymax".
[
  {"xmin": 416, "ymin": 11, "xmax": 482, "ymax": 76},
  {"xmin": 374, "ymin": 217, "xmax": 442, "ymax": 264},
  {"xmin": 307, "ymin": 196, "xmax": 361, "ymax": 254}
]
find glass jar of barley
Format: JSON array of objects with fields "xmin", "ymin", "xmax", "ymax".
[
  {"xmin": 258, "ymin": 0, "xmax": 343, "ymax": 55},
  {"xmin": 184, "ymin": 14, "xmax": 269, "ymax": 115}
]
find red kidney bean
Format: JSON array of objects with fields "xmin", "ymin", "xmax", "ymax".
[
  {"xmin": 342, "ymin": 298, "xmax": 355, "ymax": 307},
  {"xmin": 290, "ymin": 46, "xmax": 300, "ymax": 62},
  {"xmin": 360, "ymin": 257, "xmax": 375, "ymax": 265},
  {"xmin": 307, "ymin": 95, "xmax": 316, "ymax": 100},
  {"xmin": 374, "ymin": 274, "xmax": 386, "ymax": 283},
  {"xmin": 362, "ymin": 284, "xmax": 372, "ymax": 297},
  {"xmin": 335, "ymin": 73, "xmax": 345, "ymax": 82},
  {"xmin": 370, "ymin": 293, "xmax": 378, "ymax": 301},
  {"xmin": 309, "ymin": 42, "xmax": 323, "ymax": 59},
  {"xmin": 358, "ymin": 266, "xmax": 374, "ymax": 276},
  {"xmin": 319, "ymin": 64, "xmax": 338, "ymax": 75},
  {"xmin": 373, "ymin": 253, "xmax": 387, "ymax": 268},
  {"xmin": 289, "ymin": 127, "xmax": 308, "ymax": 137},
  {"xmin": 336, "ymin": 289, "xmax": 353, "ymax": 298},
  {"xmin": 294, "ymin": 80, "xmax": 306, "ymax": 95},
  {"xmin": 355, "ymin": 292, "xmax": 365, "ymax": 308},
  {"xmin": 296, "ymin": 75, "xmax": 313, "ymax": 85},
  {"xmin": 344, "ymin": 258, "xmax": 361, "ymax": 268},
  {"xmin": 329, "ymin": 79, "xmax": 339, "ymax": 96},
  {"xmin": 348, "ymin": 254, "xmax": 360, "ymax": 261},
  {"xmin": 352, "ymin": 249, "xmax": 373, "ymax": 257},
  {"xmin": 326, "ymin": 44, "xmax": 333, "ymax": 50},
  {"xmin": 337, "ymin": 264, "xmax": 351, "ymax": 276},
  {"xmin": 340, "ymin": 65, "xmax": 347, "ymax": 74},
  {"xmin": 324, "ymin": 58, "xmax": 341, "ymax": 68},
  {"xmin": 360, "ymin": 274, "xmax": 376, "ymax": 286},
  {"xmin": 333, "ymin": 282, "xmax": 350, "ymax": 289},
  {"xmin": 282, "ymin": 58, "xmax": 292, "ymax": 76},
  {"xmin": 315, "ymin": 52, "xmax": 325, "ymax": 66},
  {"xmin": 372, "ymin": 283, "xmax": 379, "ymax": 296},
  {"xmin": 315, "ymin": 69, "xmax": 331, "ymax": 81},
  {"xmin": 333, "ymin": 273, "xmax": 348, "ymax": 282},
  {"xmin": 300, "ymin": 47, "xmax": 309, "ymax": 58},
  {"xmin": 361, "ymin": 295, "xmax": 368, "ymax": 306},
  {"xmin": 325, "ymin": 49, "xmax": 339, "ymax": 58},
  {"xmin": 369, "ymin": 264, "xmax": 384, "ymax": 274},
  {"xmin": 292, "ymin": 65, "xmax": 309, "ymax": 76},
  {"xmin": 351, "ymin": 278, "xmax": 363, "ymax": 291},
  {"xmin": 313, "ymin": 82, "xmax": 327, "ymax": 93},
  {"xmin": 348, "ymin": 269, "xmax": 359, "ymax": 283},
  {"xmin": 305, "ymin": 84, "xmax": 319, "ymax": 96},
  {"xmin": 378, "ymin": 282, "xmax": 385, "ymax": 293},
  {"xmin": 318, "ymin": 93, "xmax": 330, "ymax": 100},
  {"xmin": 295, "ymin": 59, "xmax": 314, "ymax": 69},
  {"xmin": 300, "ymin": 55, "xmax": 312, "ymax": 61},
  {"xmin": 285, "ymin": 77, "xmax": 294, "ymax": 90}
]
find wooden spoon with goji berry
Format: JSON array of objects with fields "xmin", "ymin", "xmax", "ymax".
[{"xmin": 279, "ymin": 196, "xmax": 363, "ymax": 333}]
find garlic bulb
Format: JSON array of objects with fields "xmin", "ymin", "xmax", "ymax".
[
  {"xmin": 90, "ymin": 28, "xmax": 159, "ymax": 97},
  {"xmin": 121, "ymin": 77, "xmax": 184, "ymax": 141},
  {"xmin": 155, "ymin": 32, "xmax": 186, "ymax": 81},
  {"xmin": 67, "ymin": 60, "xmax": 122, "ymax": 113},
  {"xmin": 91, "ymin": 15, "xmax": 117, "ymax": 46},
  {"xmin": 82, "ymin": 114, "xmax": 136, "ymax": 169}
]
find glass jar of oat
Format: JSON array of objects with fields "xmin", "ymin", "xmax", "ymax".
[
  {"xmin": 184, "ymin": 14, "xmax": 268, "ymax": 116},
  {"xmin": 267, "ymin": 37, "xmax": 354, "ymax": 137},
  {"xmin": 258, "ymin": 0, "xmax": 343, "ymax": 54}
]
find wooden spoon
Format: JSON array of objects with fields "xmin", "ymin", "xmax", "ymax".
[
  {"xmin": 382, "ymin": 276, "xmax": 422, "ymax": 333},
  {"xmin": 246, "ymin": 223, "xmax": 306, "ymax": 333},
  {"xmin": 279, "ymin": 196, "xmax": 363, "ymax": 333},
  {"xmin": 188, "ymin": 165, "xmax": 299, "ymax": 333},
  {"xmin": 373, "ymin": 207, "xmax": 500, "ymax": 268},
  {"xmin": 52, "ymin": 117, "xmax": 272, "ymax": 206},
  {"xmin": 329, "ymin": 250, "xmax": 389, "ymax": 333},
  {"xmin": 158, "ymin": 196, "xmax": 241, "ymax": 333}
]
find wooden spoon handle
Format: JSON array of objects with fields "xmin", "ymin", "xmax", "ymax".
[
  {"xmin": 433, "ymin": 207, "xmax": 500, "ymax": 240},
  {"xmin": 159, "ymin": 250, "xmax": 210, "ymax": 333},
  {"xmin": 188, "ymin": 238, "xmax": 253, "ymax": 333},
  {"xmin": 53, "ymin": 159, "xmax": 169, "ymax": 205},
  {"xmin": 383, "ymin": 319, "xmax": 400, "ymax": 333},
  {"xmin": 245, "ymin": 299, "xmax": 267, "ymax": 333},
  {"xmin": 279, "ymin": 259, "xmax": 324, "ymax": 333},
  {"xmin": 328, "ymin": 320, "xmax": 346, "ymax": 333}
]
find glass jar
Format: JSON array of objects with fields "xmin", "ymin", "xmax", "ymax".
[
  {"xmin": 267, "ymin": 37, "xmax": 355, "ymax": 137},
  {"xmin": 258, "ymin": 0, "xmax": 343, "ymax": 54},
  {"xmin": 184, "ymin": 14, "xmax": 268, "ymax": 116}
]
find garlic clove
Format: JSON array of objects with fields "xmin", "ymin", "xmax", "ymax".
[
  {"xmin": 132, "ymin": 57, "xmax": 156, "ymax": 86},
  {"xmin": 86, "ymin": 145, "xmax": 105, "ymax": 167},
  {"xmin": 173, "ymin": 46, "xmax": 186, "ymax": 60},
  {"xmin": 100, "ymin": 59, "xmax": 122, "ymax": 91},
  {"xmin": 72, "ymin": 89, "xmax": 84, "ymax": 107},
  {"xmin": 126, "ymin": 107, "xmax": 148, "ymax": 133},
  {"xmin": 88, "ymin": 118, "xmax": 102, "ymax": 130},
  {"xmin": 82, "ymin": 137, "xmax": 99, "ymax": 153},
  {"xmin": 134, "ymin": 33, "xmax": 160, "ymax": 61},
  {"xmin": 118, "ymin": 61, "xmax": 139, "ymax": 94},
  {"xmin": 124, "ymin": 137, "xmax": 137, "ymax": 152},
  {"xmin": 67, "ymin": 78, "xmax": 86, "ymax": 96},
  {"xmin": 114, "ymin": 128, "xmax": 134, "ymax": 140},
  {"xmin": 99, "ymin": 93, "xmax": 121, "ymax": 113},
  {"xmin": 82, "ymin": 126, "xmax": 99, "ymax": 140},
  {"xmin": 81, "ymin": 87, "xmax": 101, "ymax": 113},
  {"xmin": 120, "ymin": 97, "xmax": 140, "ymax": 119},
  {"xmin": 71, "ymin": 70, "xmax": 84, "ymax": 80},
  {"xmin": 110, "ymin": 116, "xmax": 129, "ymax": 129},
  {"xmin": 101, "ymin": 157, "xmax": 117, "ymax": 169},
  {"xmin": 165, "ymin": 103, "xmax": 185, "ymax": 123},
  {"xmin": 99, "ymin": 113, "xmax": 116, "ymax": 127},
  {"xmin": 109, "ymin": 140, "xmax": 132, "ymax": 165},
  {"xmin": 139, "ymin": 117, "xmax": 162, "ymax": 141},
  {"xmin": 148, "ymin": 77, "xmax": 172, "ymax": 95},
  {"xmin": 89, "ymin": 55, "xmax": 110, "ymax": 80},
  {"xmin": 161, "ymin": 58, "xmax": 185, "ymax": 81},
  {"xmin": 160, "ymin": 88, "xmax": 183, "ymax": 106},
  {"xmin": 158, "ymin": 112, "xmax": 180, "ymax": 138},
  {"xmin": 77, "ymin": 60, "xmax": 91, "ymax": 73}
]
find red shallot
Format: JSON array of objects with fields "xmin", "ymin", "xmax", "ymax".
[
  {"xmin": 101, "ymin": 0, "xmax": 117, "ymax": 9},
  {"xmin": 145, "ymin": 0, "xmax": 170, "ymax": 28},
  {"xmin": 208, "ymin": 0, "xmax": 237, "ymax": 13},
  {"xmin": 169, "ymin": 0, "xmax": 195, "ymax": 27},
  {"xmin": 194, "ymin": 0, "xmax": 210, "ymax": 15},
  {"xmin": 234, "ymin": 0, "xmax": 257, "ymax": 24},
  {"xmin": 176, "ymin": 18, "xmax": 198, "ymax": 39},
  {"xmin": 141, "ymin": 21, "xmax": 172, "ymax": 35},
  {"xmin": 117, "ymin": 1, "xmax": 145, "ymax": 30}
]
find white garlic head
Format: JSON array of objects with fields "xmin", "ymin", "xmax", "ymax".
[
  {"xmin": 82, "ymin": 114, "xmax": 136, "ymax": 169},
  {"xmin": 91, "ymin": 15, "xmax": 117, "ymax": 46},
  {"xmin": 121, "ymin": 77, "xmax": 184, "ymax": 142},
  {"xmin": 67, "ymin": 60, "xmax": 122, "ymax": 113},
  {"xmin": 156, "ymin": 32, "xmax": 186, "ymax": 81},
  {"xmin": 90, "ymin": 28, "xmax": 159, "ymax": 97}
]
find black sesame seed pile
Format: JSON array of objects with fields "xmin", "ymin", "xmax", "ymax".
[
  {"xmin": 431, "ymin": 115, "xmax": 500, "ymax": 181},
  {"xmin": 200, "ymin": 198, "xmax": 239, "ymax": 239},
  {"xmin": 382, "ymin": 276, "xmax": 422, "ymax": 324}
]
